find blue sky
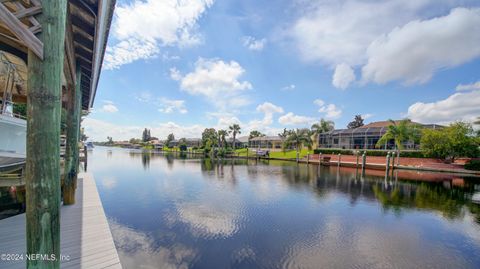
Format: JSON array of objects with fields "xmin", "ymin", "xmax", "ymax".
[{"xmin": 84, "ymin": 0, "xmax": 480, "ymax": 141}]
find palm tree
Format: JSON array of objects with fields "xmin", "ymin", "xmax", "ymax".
[
  {"xmin": 228, "ymin": 124, "xmax": 241, "ymax": 150},
  {"xmin": 217, "ymin": 129, "xmax": 228, "ymax": 148},
  {"xmin": 311, "ymin": 119, "xmax": 335, "ymax": 134},
  {"xmin": 375, "ymin": 119, "xmax": 422, "ymax": 150},
  {"xmin": 283, "ymin": 128, "xmax": 313, "ymax": 162},
  {"xmin": 249, "ymin": 130, "xmax": 265, "ymax": 139},
  {"xmin": 311, "ymin": 119, "xmax": 335, "ymax": 148}
]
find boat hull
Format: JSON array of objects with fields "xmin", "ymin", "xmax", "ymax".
[{"xmin": 0, "ymin": 114, "xmax": 26, "ymax": 159}]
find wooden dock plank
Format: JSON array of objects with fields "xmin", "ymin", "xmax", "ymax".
[{"xmin": 0, "ymin": 173, "xmax": 121, "ymax": 269}]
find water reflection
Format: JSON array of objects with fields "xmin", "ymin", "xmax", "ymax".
[{"xmin": 89, "ymin": 147, "xmax": 480, "ymax": 269}]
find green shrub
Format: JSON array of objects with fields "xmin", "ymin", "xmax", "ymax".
[{"xmin": 465, "ymin": 159, "xmax": 480, "ymax": 171}]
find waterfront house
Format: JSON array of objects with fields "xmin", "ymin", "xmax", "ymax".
[
  {"xmin": 227, "ymin": 138, "xmax": 243, "ymax": 148},
  {"xmin": 249, "ymin": 136, "xmax": 284, "ymax": 151},
  {"xmin": 185, "ymin": 138, "xmax": 202, "ymax": 148},
  {"xmin": 317, "ymin": 120, "xmax": 443, "ymax": 150},
  {"xmin": 149, "ymin": 139, "xmax": 164, "ymax": 150},
  {"xmin": 236, "ymin": 136, "xmax": 249, "ymax": 148}
]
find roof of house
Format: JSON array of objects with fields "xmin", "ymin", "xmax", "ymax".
[
  {"xmin": 237, "ymin": 136, "xmax": 249, "ymax": 143},
  {"xmin": 358, "ymin": 120, "xmax": 417, "ymax": 128},
  {"xmin": 249, "ymin": 136, "xmax": 284, "ymax": 141},
  {"xmin": 319, "ymin": 120, "xmax": 444, "ymax": 136}
]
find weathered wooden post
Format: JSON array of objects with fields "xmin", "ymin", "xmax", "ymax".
[
  {"xmin": 356, "ymin": 151, "xmax": 360, "ymax": 168},
  {"xmin": 391, "ymin": 151, "xmax": 396, "ymax": 171},
  {"xmin": 63, "ymin": 64, "xmax": 82, "ymax": 204},
  {"xmin": 338, "ymin": 153, "xmax": 341, "ymax": 168},
  {"xmin": 307, "ymin": 153, "xmax": 310, "ymax": 164},
  {"xmin": 26, "ymin": 1, "xmax": 68, "ymax": 268},
  {"xmin": 84, "ymin": 145, "xmax": 88, "ymax": 171},
  {"xmin": 385, "ymin": 152, "xmax": 391, "ymax": 179},
  {"xmin": 361, "ymin": 152, "xmax": 366, "ymax": 176}
]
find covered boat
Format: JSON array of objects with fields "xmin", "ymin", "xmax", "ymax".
[{"xmin": 0, "ymin": 51, "xmax": 27, "ymax": 171}]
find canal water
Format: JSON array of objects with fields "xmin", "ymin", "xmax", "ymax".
[{"xmin": 90, "ymin": 147, "xmax": 480, "ymax": 269}]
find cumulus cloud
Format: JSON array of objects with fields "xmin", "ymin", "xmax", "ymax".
[
  {"xmin": 407, "ymin": 89, "xmax": 480, "ymax": 124},
  {"xmin": 158, "ymin": 98, "xmax": 188, "ymax": 114},
  {"xmin": 456, "ymin": 80, "xmax": 480, "ymax": 91},
  {"xmin": 314, "ymin": 99, "xmax": 342, "ymax": 119},
  {"xmin": 362, "ymin": 8, "xmax": 480, "ymax": 84},
  {"xmin": 169, "ymin": 67, "xmax": 182, "ymax": 81},
  {"xmin": 104, "ymin": 0, "xmax": 214, "ymax": 69},
  {"xmin": 332, "ymin": 63, "xmax": 356, "ymax": 89},
  {"xmin": 289, "ymin": 1, "xmax": 478, "ymax": 88},
  {"xmin": 256, "ymin": 102, "xmax": 284, "ymax": 125},
  {"xmin": 278, "ymin": 112, "xmax": 315, "ymax": 126},
  {"xmin": 82, "ymin": 118, "xmax": 204, "ymax": 141},
  {"xmin": 242, "ymin": 36, "xmax": 266, "ymax": 51},
  {"xmin": 134, "ymin": 91, "xmax": 187, "ymax": 114},
  {"xmin": 289, "ymin": 0, "xmax": 437, "ymax": 66},
  {"xmin": 100, "ymin": 101, "xmax": 119, "ymax": 113},
  {"xmin": 174, "ymin": 58, "xmax": 253, "ymax": 110}
]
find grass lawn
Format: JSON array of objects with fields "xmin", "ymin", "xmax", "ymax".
[
  {"xmin": 234, "ymin": 148, "xmax": 249, "ymax": 156},
  {"xmin": 234, "ymin": 148, "xmax": 312, "ymax": 159},
  {"xmin": 269, "ymin": 149, "xmax": 311, "ymax": 159}
]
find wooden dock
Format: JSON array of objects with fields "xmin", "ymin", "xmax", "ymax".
[{"xmin": 0, "ymin": 173, "xmax": 121, "ymax": 269}]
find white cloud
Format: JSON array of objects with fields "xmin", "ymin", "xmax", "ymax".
[
  {"xmin": 242, "ymin": 36, "xmax": 267, "ymax": 51},
  {"xmin": 174, "ymin": 58, "xmax": 253, "ymax": 110},
  {"xmin": 134, "ymin": 92, "xmax": 187, "ymax": 114},
  {"xmin": 281, "ymin": 84, "xmax": 296, "ymax": 91},
  {"xmin": 289, "ymin": 0, "xmax": 438, "ymax": 66},
  {"xmin": 104, "ymin": 0, "xmax": 214, "ymax": 69},
  {"xmin": 362, "ymin": 8, "xmax": 480, "ymax": 85},
  {"xmin": 104, "ymin": 38, "xmax": 159, "ymax": 70},
  {"xmin": 278, "ymin": 112, "xmax": 315, "ymax": 126},
  {"xmin": 332, "ymin": 63, "xmax": 356, "ymax": 89},
  {"xmin": 169, "ymin": 67, "xmax": 182, "ymax": 81},
  {"xmin": 456, "ymin": 80, "xmax": 480, "ymax": 91},
  {"xmin": 100, "ymin": 101, "xmax": 119, "ymax": 113},
  {"xmin": 158, "ymin": 98, "xmax": 188, "ymax": 114},
  {"xmin": 256, "ymin": 102, "xmax": 284, "ymax": 125},
  {"xmin": 82, "ymin": 118, "xmax": 204, "ymax": 141},
  {"xmin": 407, "ymin": 89, "xmax": 480, "ymax": 124},
  {"xmin": 288, "ymin": 1, "xmax": 478, "ymax": 88},
  {"xmin": 314, "ymin": 99, "xmax": 342, "ymax": 119}
]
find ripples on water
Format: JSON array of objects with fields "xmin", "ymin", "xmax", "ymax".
[{"xmin": 90, "ymin": 147, "xmax": 480, "ymax": 269}]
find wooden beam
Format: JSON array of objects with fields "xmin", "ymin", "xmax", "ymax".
[
  {"xmin": 73, "ymin": 32, "xmax": 93, "ymax": 49},
  {"xmin": 29, "ymin": 23, "xmax": 41, "ymax": 34},
  {"xmin": 14, "ymin": 5, "xmax": 42, "ymax": 19},
  {"xmin": 63, "ymin": 64, "xmax": 82, "ymax": 205},
  {"xmin": 71, "ymin": 13, "xmax": 94, "ymax": 36},
  {"xmin": 0, "ymin": 3, "xmax": 43, "ymax": 59},
  {"xmin": 69, "ymin": 0, "xmax": 98, "ymax": 16},
  {"xmin": 25, "ymin": 0, "xmax": 68, "ymax": 268}
]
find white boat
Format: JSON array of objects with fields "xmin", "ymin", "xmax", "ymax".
[
  {"xmin": 472, "ymin": 192, "xmax": 480, "ymax": 204},
  {"xmin": 0, "ymin": 51, "xmax": 27, "ymax": 171},
  {"xmin": 86, "ymin": 142, "xmax": 94, "ymax": 151},
  {"xmin": 0, "ymin": 114, "xmax": 26, "ymax": 171}
]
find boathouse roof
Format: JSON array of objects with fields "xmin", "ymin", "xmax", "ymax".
[{"xmin": 0, "ymin": 0, "xmax": 116, "ymax": 110}]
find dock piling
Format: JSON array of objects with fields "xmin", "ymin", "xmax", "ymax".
[
  {"xmin": 25, "ymin": 1, "xmax": 68, "ymax": 268},
  {"xmin": 63, "ymin": 63, "xmax": 82, "ymax": 205},
  {"xmin": 385, "ymin": 152, "xmax": 391, "ymax": 179},
  {"xmin": 361, "ymin": 152, "xmax": 366, "ymax": 176}
]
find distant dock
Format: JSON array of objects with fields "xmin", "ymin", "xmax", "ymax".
[{"xmin": 0, "ymin": 173, "xmax": 121, "ymax": 269}]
